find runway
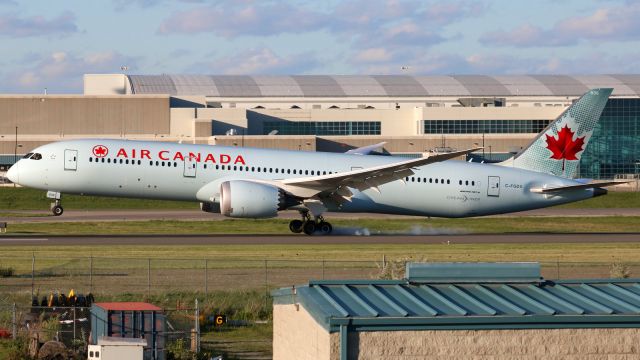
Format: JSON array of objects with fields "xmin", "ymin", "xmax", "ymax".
[
  {"xmin": 3, "ymin": 208, "xmax": 640, "ymax": 223},
  {"xmin": 1, "ymin": 233, "xmax": 639, "ymax": 246}
]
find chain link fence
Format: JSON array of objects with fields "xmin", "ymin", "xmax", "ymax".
[{"xmin": 1, "ymin": 256, "xmax": 638, "ymax": 297}]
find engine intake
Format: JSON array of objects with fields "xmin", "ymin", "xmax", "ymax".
[{"xmin": 220, "ymin": 180, "xmax": 297, "ymax": 218}]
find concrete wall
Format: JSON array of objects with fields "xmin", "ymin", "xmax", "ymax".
[
  {"xmin": 213, "ymin": 135, "xmax": 532, "ymax": 154},
  {"xmin": 344, "ymin": 328, "xmax": 640, "ymax": 359},
  {"xmin": 273, "ymin": 304, "xmax": 333, "ymax": 360},
  {"xmin": 0, "ymin": 95, "xmax": 170, "ymax": 135},
  {"xmin": 0, "ymin": 95, "xmax": 170, "ymax": 155},
  {"xmin": 84, "ymin": 74, "xmax": 129, "ymax": 95},
  {"xmin": 274, "ymin": 304, "xmax": 640, "ymax": 359}
]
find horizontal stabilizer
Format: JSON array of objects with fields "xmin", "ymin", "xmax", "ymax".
[{"xmin": 530, "ymin": 180, "xmax": 629, "ymax": 193}]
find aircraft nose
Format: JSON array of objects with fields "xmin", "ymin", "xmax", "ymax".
[{"xmin": 6, "ymin": 162, "xmax": 19, "ymax": 183}]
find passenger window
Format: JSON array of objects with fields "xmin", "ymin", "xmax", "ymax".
[
  {"xmin": 149, "ymin": 161, "xmax": 153, "ymax": 166},
  {"xmin": 204, "ymin": 164, "xmax": 207, "ymax": 169},
  {"xmin": 90, "ymin": 158, "xmax": 93, "ymax": 163},
  {"xmin": 472, "ymin": 181, "xmax": 475, "ymax": 186},
  {"xmin": 429, "ymin": 178, "xmax": 432, "ymax": 183},
  {"xmin": 465, "ymin": 180, "xmax": 469, "ymax": 186},
  {"xmin": 459, "ymin": 180, "xmax": 462, "ymax": 185},
  {"xmin": 447, "ymin": 179, "xmax": 450, "ymax": 184}
]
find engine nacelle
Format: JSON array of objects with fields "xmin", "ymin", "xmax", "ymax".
[{"xmin": 220, "ymin": 180, "xmax": 295, "ymax": 218}]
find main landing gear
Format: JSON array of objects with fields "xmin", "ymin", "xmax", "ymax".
[{"xmin": 289, "ymin": 211, "xmax": 333, "ymax": 235}]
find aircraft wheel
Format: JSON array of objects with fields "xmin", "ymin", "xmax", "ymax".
[
  {"xmin": 318, "ymin": 222, "xmax": 332, "ymax": 235},
  {"xmin": 289, "ymin": 220, "xmax": 304, "ymax": 233},
  {"xmin": 303, "ymin": 221, "xmax": 316, "ymax": 235},
  {"xmin": 52, "ymin": 205, "xmax": 64, "ymax": 216}
]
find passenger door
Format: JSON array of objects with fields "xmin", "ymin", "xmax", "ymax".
[
  {"xmin": 64, "ymin": 149, "xmax": 78, "ymax": 171},
  {"xmin": 487, "ymin": 176, "xmax": 500, "ymax": 197},
  {"xmin": 184, "ymin": 158, "xmax": 197, "ymax": 177}
]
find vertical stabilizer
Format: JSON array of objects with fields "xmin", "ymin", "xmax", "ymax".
[{"xmin": 499, "ymin": 88, "xmax": 612, "ymax": 178}]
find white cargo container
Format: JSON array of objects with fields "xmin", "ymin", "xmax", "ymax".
[{"xmin": 87, "ymin": 337, "xmax": 147, "ymax": 360}]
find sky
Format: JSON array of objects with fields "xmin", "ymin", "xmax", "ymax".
[{"xmin": 1, "ymin": 0, "xmax": 639, "ymax": 93}]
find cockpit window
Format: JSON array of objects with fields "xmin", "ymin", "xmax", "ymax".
[
  {"xmin": 22, "ymin": 153, "xmax": 33, "ymax": 159},
  {"xmin": 30, "ymin": 153, "xmax": 42, "ymax": 160}
]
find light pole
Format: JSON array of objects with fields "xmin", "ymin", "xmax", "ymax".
[
  {"xmin": 635, "ymin": 160, "xmax": 640, "ymax": 192},
  {"xmin": 14, "ymin": 126, "xmax": 17, "ymax": 165}
]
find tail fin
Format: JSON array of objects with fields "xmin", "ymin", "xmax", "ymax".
[{"xmin": 499, "ymin": 88, "xmax": 612, "ymax": 178}]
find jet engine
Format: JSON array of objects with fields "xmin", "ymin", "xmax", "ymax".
[{"xmin": 219, "ymin": 180, "xmax": 298, "ymax": 218}]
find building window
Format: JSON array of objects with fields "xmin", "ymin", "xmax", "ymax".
[
  {"xmin": 422, "ymin": 119, "xmax": 551, "ymax": 134},
  {"xmin": 263, "ymin": 121, "xmax": 381, "ymax": 135}
]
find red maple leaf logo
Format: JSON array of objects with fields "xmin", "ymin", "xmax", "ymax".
[
  {"xmin": 545, "ymin": 125, "xmax": 585, "ymax": 170},
  {"xmin": 92, "ymin": 145, "xmax": 108, "ymax": 158}
]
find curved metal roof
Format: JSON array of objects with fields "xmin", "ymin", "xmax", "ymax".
[{"xmin": 128, "ymin": 74, "xmax": 640, "ymax": 97}]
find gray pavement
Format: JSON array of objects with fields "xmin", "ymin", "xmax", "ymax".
[
  {"xmin": 0, "ymin": 233, "xmax": 639, "ymax": 246},
  {"xmin": 2, "ymin": 208, "xmax": 640, "ymax": 224}
]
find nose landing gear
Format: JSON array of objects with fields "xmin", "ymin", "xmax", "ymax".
[
  {"xmin": 47, "ymin": 191, "xmax": 63, "ymax": 216},
  {"xmin": 50, "ymin": 200, "xmax": 63, "ymax": 216},
  {"xmin": 288, "ymin": 211, "xmax": 332, "ymax": 235}
]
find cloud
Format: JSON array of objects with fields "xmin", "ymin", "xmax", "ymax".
[
  {"xmin": 188, "ymin": 47, "xmax": 320, "ymax": 75},
  {"xmin": 2, "ymin": 51, "xmax": 139, "ymax": 93},
  {"xmin": 157, "ymin": 0, "xmax": 481, "ymax": 44},
  {"xmin": 0, "ymin": 11, "xmax": 78, "ymax": 37},
  {"xmin": 112, "ymin": 0, "xmax": 203, "ymax": 10},
  {"xmin": 480, "ymin": 3, "xmax": 640, "ymax": 47},
  {"xmin": 346, "ymin": 49, "xmax": 640, "ymax": 75},
  {"xmin": 157, "ymin": 2, "xmax": 327, "ymax": 38}
]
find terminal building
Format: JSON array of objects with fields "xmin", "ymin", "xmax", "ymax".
[{"xmin": 1, "ymin": 74, "xmax": 639, "ymax": 179}]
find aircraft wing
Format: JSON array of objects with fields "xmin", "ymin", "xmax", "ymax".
[
  {"xmin": 530, "ymin": 180, "xmax": 629, "ymax": 193},
  {"xmin": 345, "ymin": 142, "xmax": 387, "ymax": 155},
  {"xmin": 275, "ymin": 148, "xmax": 481, "ymax": 198}
]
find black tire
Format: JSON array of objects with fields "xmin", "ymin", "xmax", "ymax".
[
  {"xmin": 303, "ymin": 221, "xmax": 316, "ymax": 235},
  {"xmin": 52, "ymin": 205, "xmax": 63, "ymax": 216},
  {"xmin": 318, "ymin": 222, "xmax": 333, "ymax": 235},
  {"xmin": 289, "ymin": 219, "xmax": 304, "ymax": 233}
]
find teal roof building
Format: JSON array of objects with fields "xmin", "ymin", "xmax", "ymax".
[{"xmin": 272, "ymin": 262, "xmax": 640, "ymax": 360}]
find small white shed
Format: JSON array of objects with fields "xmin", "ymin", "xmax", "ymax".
[{"xmin": 87, "ymin": 337, "xmax": 147, "ymax": 360}]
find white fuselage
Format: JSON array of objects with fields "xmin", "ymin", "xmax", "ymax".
[{"xmin": 8, "ymin": 139, "xmax": 594, "ymax": 218}]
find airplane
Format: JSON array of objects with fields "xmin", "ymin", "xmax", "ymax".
[{"xmin": 7, "ymin": 88, "xmax": 622, "ymax": 235}]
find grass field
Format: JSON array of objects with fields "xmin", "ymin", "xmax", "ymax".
[
  {"xmin": 4, "ymin": 216, "xmax": 640, "ymax": 235},
  {"xmin": 0, "ymin": 187, "xmax": 196, "ymax": 210},
  {"xmin": 1, "ymin": 187, "xmax": 639, "ymax": 211}
]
